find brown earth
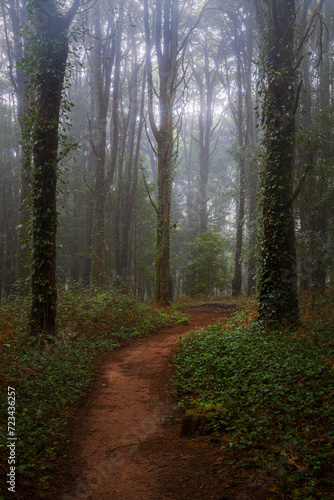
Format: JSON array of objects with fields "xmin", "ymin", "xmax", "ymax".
[{"xmin": 46, "ymin": 304, "xmax": 273, "ymax": 500}]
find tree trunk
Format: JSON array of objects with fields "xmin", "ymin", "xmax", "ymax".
[
  {"xmin": 298, "ymin": 41, "xmax": 313, "ymax": 291},
  {"xmin": 232, "ymin": 43, "xmax": 245, "ymax": 296},
  {"xmin": 114, "ymin": 109, "xmax": 128, "ymax": 279},
  {"xmin": 2, "ymin": 0, "xmax": 31, "ymax": 287},
  {"xmin": 154, "ymin": 123, "xmax": 173, "ymax": 304},
  {"xmin": 311, "ymin": 15, "xmax": 330, "ymax": 294},
  {"xmin": 257, "ymin": 0, "xmax": 299, "ymax": 325},
  {"xmin": 195, "ymin": 53, "xmax": 212, "ymax": 236},
  {"xmin": 120, "ymin": 67, "xmax": 146, "ymax": 283},
  {"xmin": 90, "ymin": 3, "xmax": 122, "ymax": 286},
  {"xmin": 144, "ymin": 0, "xmax": 179, "ymax": 305},
  {"xmin": 183, "ymin": 106, "xmax": 195, "ymax": 226},
  {"xmin": 244, "ymin": 11, "xmax": 257, "ymax": 296},
  {"xmin": 29, "ymin": 0, "xmax": 79, "ymax": 336}
]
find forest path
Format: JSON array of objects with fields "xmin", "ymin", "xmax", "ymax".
[{"xmin": 50, "ymin": 303, "xmax": 236, "ymax": 500}]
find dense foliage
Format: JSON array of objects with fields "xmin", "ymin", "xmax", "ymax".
[
  {"xmin": 0, "ymin": 287, "xmax": 189, "ymax": 496},
  {"xmin": 0, "ymin": 0, "xmax": 333, "ymax": 495},
  {"xmin": 172, "ymin": 293, "xmax": 334, "ymax": 497},
  {"xmin": 181, "ymin": 230, "xmax": 231, "ymax": 296},
  {"xmin": 0, "ymin": 0, "xmax": 332, "ymax": 309}
]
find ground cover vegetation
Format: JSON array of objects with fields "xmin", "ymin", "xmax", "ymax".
[
  {"xmin": 0, "ymin": 0, "xmax": 333, "ymax": 497},
  {"xmin": 0, "ymin": 0, "xmax": 333, "ymax": 319},
  {"xmin": 0, "ymin": 286, "xmax": 189, "ymax": 497},
  {"xmin": 171, "ymin": 292, "xmax": 334, "ymax": 498}
]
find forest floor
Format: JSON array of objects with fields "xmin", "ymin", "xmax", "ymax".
[{"xmin": 45, "ymin": 303, "xmax": 259, "ymax": 500}]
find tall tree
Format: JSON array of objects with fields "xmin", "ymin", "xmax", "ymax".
[
  {"xmin": 144, "ymin": 0, "xmax": 180, "ymax": 305},
  {"xmin": 296, "ymin": 0, "xmax": 314, "ymax": 292},
  {"xmin": 114, "ymin": 56, "xmax": 146, "ymax": 283},
  {"xmin": 191, "ymin": 33, "xmax": 221, "ymax": 236},
  {"xmin": 180, "ymin": 103, "xmax": 196, "ymax": 227},
  {"xmin": 28, "ymin": 0, "xmax": 80, "ymax": 336},
  {"xmin": 311, "ymin": 2, "xmax": 331, "ymax": 293},
  {"xmin": 216, "ymin": 4, "xmax": 257, "ymax": 296},
  {"xmin": 2, "ymin": 0, "xmax": 31, "ymax": 283},
  {"xmin": 244, "ymin": 10, "xmax": 257, "ymax": 296},
  {"xmin": 90, "ymin": 1, "xmax": 123, "ymax": 286},
  {"xmin": 0, "ymin": 104, "xmax": 20, "ymax": 299},
  {"xmin": 255, "ymin": 0, "xmax": 300, "ymax": 325},
  {"xmin": 230, "ymin": 19, "xmax": 246, "ymax": 296}
]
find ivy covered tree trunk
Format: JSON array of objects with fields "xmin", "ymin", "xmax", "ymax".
[
  {"xmin": 29, "ymin": 0, "xmax": 79, "ymax": 336},
  {"xmin": 257, "ymin": 0, "xmax": 300, "ymax": 325}
]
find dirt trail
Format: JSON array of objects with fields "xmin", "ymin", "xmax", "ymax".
[{"xmin": 50, "ymin": 304, "xmax": 235, "ymax": 500}]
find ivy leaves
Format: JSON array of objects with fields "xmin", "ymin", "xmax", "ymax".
[{"xmin": 172, "ymin": 305, "xmax": 334, "ymax": 494}]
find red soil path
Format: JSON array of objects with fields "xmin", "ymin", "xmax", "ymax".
[{"xmin": 46, "ymin": 303, "xmax": 258, "ymax": 500}]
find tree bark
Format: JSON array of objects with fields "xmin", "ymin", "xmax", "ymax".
[
  {"xmin": 29, "ymin": 0, "xmax": 79, "ymax": 336},
  {"xmin": 298, "ymin": 30, "xmax": 313, "ymax": 291},
  {"xmin": 231, "ymin": 38, "xmax": 245, "ymax": 296},
  {"xmin": 2, "ymin": 0, "xmax": 31, "ymax": 286},
  {"xmin": 244, "ymin": 10, "xmax": 257, "ymax": 296},
  {"xmin": 311, "ymin": 10, "xmax": 330, "ymax": 294},
  {"xmin": 90, "ymin": 3, "xmax": 122, "ymax": 286},
  {"xmin": 194, "ymin": 50, "xmax": 213, "ymax": 236},
  {"xmin": 144, "ymin": 0, "xmax": 179, "ymax": 305},
  {"xmin": 120, "ymin": 67, "xmax": 146, "ymax": 282},
  {"xmin": 257, "ymin": 0, "xmax": 300, "ymax": 325}
]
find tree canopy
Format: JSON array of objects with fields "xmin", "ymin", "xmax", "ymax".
[{"xmin": 0, "ymin": 0, "xmax": 333, "ymax": 329}]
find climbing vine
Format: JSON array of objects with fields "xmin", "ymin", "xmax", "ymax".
[
  {"xmin": 255, "ymin": 0, "xmax": 300, "ymax": 326},
  {"xmin": 21, "ymin": 0, "xmax": 80, "ymax": 338}
]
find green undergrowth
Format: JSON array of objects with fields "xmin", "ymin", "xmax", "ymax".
[
  {"xmin": 171, "ymin": 293, "xmax": 334, "ymax": 499},
  {"xmin": 0, "ymin": 286, "xmax": 189, "ymax": 498}
]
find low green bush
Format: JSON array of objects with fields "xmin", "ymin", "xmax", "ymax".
[
  {"xmin": 172, "ymin": 296, "xmax": 334, "ymax": 498},
  {"xmin": 0, "ymin": 286, "xmax": 189, "ymax": 498}
]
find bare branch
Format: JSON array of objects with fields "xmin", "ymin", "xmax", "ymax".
[
  {"xmin": 1, "ymin": 3, "xmax": 18, "ymax": 94},
  {"xmin": 144, "ymin": 0, "xmax": 159, "ymax": 141},
  {"xmin": 86, "ymin": 112, "xmax": 98, "ymax": 159},
  {"xmin": 210, "ymin": 111, "xmax": 225, "ymax": 138},
  {"xmin": 292, "ymin": 55, "xmax": 304, "ymax": 73},
  {"xmin": 65, "ymin": 0, "xmax": 80, "ymax": 27},
  {"xmin": 290, "ymin": 140, "xmax": 315, "ymax": 204},
  {"xmin": 291, "ymin": 79, "xmax": 303, "ymax": 123},
  {"xmin": 140, "ymin": 168, "xmax": 159, "ymax": 215},
  {"xmin": 155, "ymin": 0, "xmax": 163, "ymax": 66},
  {"xmin": 77, "ymin": 0, "xmax": 99, "ymax": 16},
  {"xmin": 144, "ymin": 114, "xmax": 158, "ymax": 157},
  {"xmin": 296, "ymin": 0, "xmax": 325, "ymax": 55},
  {"xmin": 178, "ymin": 0, "xmax": 215, "ymax": 55},
  {"xmin": 72, "ymin": 154, "xmax": 94, "ymax": 194},
  {"xmin": 209, "ymin": 119, "xmax": 225, "ymax": 159}
]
